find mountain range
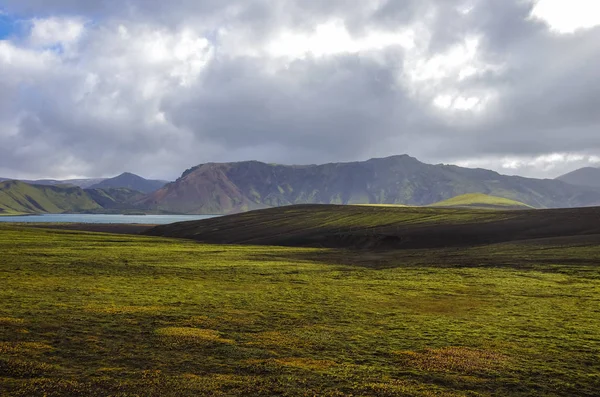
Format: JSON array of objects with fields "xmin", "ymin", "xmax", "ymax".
[
  {"xmin": 556, "ymin": 167, "xmax": 600, "ymax": 189},
  {"xmin": 141, "ymin": 155, "xmax": 600, "ymax": 213},
  {"xmin": 1, "ymin": 156, "xmax": 599, "ymax": 215},
  {"xmin": 0, "ymin": 173, "xmax": 169, "ymax": 215},
  {"xmin": 0, "ymin": 173, "xmax": 168, "ymax": 192}
]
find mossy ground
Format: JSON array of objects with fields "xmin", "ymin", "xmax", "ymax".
[{"xmin": 1, "ymin": 224, "xmax": 599, "ymax": 396}]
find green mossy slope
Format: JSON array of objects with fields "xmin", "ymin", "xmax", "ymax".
[{"xmin": 0, "ymin": 180, "xmax": 101, "ymax": 214}]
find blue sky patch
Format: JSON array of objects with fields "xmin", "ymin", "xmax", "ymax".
[{"xmin": 0, "ymin": 11, "xmax": 16, "ymax": 40}]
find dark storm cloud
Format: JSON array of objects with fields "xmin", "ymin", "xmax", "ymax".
[
  {"xmin": 0, "ymin": 0, "xmax": 599, "ymax": 179},
  {"xmin": 163, "ymin": 52, "xmax": 406, "ymax": 161}
]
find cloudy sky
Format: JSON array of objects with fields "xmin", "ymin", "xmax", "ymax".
[{"xmin": 0, "ymin": 0, "xmax": 599, "ymax": 180}]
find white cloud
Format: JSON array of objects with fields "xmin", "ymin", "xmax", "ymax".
[
  {"xmin": 0, "ymin": 0, "xmax": 599, "ymax": 180},
  {"xmin": 530, "ymin": 0, "xmax": 600, "ymax": 34},
  {"xmin": 402, "ymin": 33, "xmax": 502, "ymax": 114},
  {"xmin": 30, "ymin": 17, "xmax": 86, "ymax": 47},
  {"xmin": 456, "ymin": 153, "xmax": 600, "ymax": 178},
  {"xmin": 0, "ymin": 21, "xmax": 216, "ymax": 178},
  {"xmin": 434, "ymin": 94, "xmax": 488, "ymax": 112},
  {"xmin": 265, "ymin": 19, "xmax": 414, "ymax": 59}
]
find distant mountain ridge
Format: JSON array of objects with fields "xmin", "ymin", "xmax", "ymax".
[
  {"xmin": 89, "ymin": 173, "xmax": 168, "ymax": 193},
  {"xmin": 0, "ymin": 172, "xmax": 168, "ymax": 215},
  {"xmin": 142, "ymin": 155, "xmax": 600, "ymax": 214},
  {"xmin": 557, "ymin": 167, "xmax": 600, "ymax": 189},
  {"xmin": 0, "ymin": 172, "xmax": 169, "ymax": 192},
  {"xmin": 3, "ymin": 157, "xmax": 600, "ymax": 216},
  {"xmin": 0, "ymin": 177, "xmax": 104, "ymax": 189}
]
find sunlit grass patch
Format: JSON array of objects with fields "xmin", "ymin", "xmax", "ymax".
[
  {"xmin": 394, "ymin": 347, "xmax": 509, "ymax": 373},
  {"xmin": 155, "ymin": 327, "xmax": 235, "ymax": 345},
  {"xmin": 0, "ymin": 342, "xmax": 53, "ymax": 355},
  {"xmin": 0, "ymin": 317, "xmax": 25, "ymax": 325}
]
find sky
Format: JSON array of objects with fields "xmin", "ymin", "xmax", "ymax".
[{"xmin": 0, "ymin": 0, "xmax": 599, "ymax": 180}]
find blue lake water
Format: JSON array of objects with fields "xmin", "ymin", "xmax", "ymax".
[{"xmin": 0, "ymin": 214, "xmax": 217, "ymax": 224}]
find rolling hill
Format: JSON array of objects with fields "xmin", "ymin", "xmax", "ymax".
[
  {"xmin": 0, "ymin": 180, "xmax": 102, "ymax": 215},
  {"xmin": 429, "ymin": 193, "xmax": 532, "ymax": 209},
  {"xmin": 141, "ymin": 155, "xmax": 600, "ymax": 214},
  {"xmin": 145, "ymin": 204, "xmax": 600, "ymax": 250},
  {"xmin": 89, "ymin": 173, "xmax": 168, "ymax": 193},
  {"xmin": 557, "ymin": 167, "xmax": 600, "ymax": 189}
]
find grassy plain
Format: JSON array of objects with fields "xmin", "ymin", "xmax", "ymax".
[
  {"xmin": 429, "ymin": 194, "xmax": 532, "ymax": 209},
  {"xmin": 1, "ymin": 222, "xmax": 600, "ymax": 396}
]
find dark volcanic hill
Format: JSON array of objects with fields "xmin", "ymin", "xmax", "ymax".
[
  {"xmin": 89, "ymin": 173, "xmax": 168, "ymax": 194},
  {"xmin": 145, "ymin": 204, "xmax": 600, "ymax": 250},
  {"xmin": 557, "ymin": 167, "xmax": 600, "ymax": 189},
  {"xmin": 141, "ymin": 155, "xmax": 600, "ymax": 214}
]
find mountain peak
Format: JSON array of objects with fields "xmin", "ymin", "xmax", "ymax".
[
  {"xmin": 89, "ymin": 173, "xmax": 168, "ymax": 194},
  {"xmin": 117, "ymin": 172, "xmax": 140, "ymax": 178},
  {"xmin": 556, "ymin": 167, "xmax": 600, "ymax": 189}
]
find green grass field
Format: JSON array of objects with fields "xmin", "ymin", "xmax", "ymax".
[
  {"xmin": 1, "ymin": 224, "xmax": 600, "ymax": 396},
  {"xmin": 429, "ymin": 194, "xmax": 532, "ymax": 209}
]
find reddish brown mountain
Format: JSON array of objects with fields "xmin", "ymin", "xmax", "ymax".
[{"xmin": 140, "ymin": 156, "xmax": 600, "ymax": 214}]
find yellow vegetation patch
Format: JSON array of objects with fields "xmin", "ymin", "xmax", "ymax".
[
  {"xmin": 0, "ymin": 342, "xmax": 53, "ymax": 354},
  {"xmin": 84, "ymin": 305, "xmax": 168, "ymax": 315},
  {"xmin": 155, "ymin": 327, "xmax": 235, "ymax": 344},
  {"xmin": 0, "ymin": 317, "xmax": 25, "ymax": 325},
  {"xmin": 394, "ymin": 347, "xmax": 508, "ymax": 373},
  {"xmin": 188, "ymin": 315, "xmax": 210, "ymax": 325}
]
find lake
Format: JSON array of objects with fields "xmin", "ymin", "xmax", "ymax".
[{"xmin": 0, "ymin": 214, "xmax": 218, "ymax": 224}]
